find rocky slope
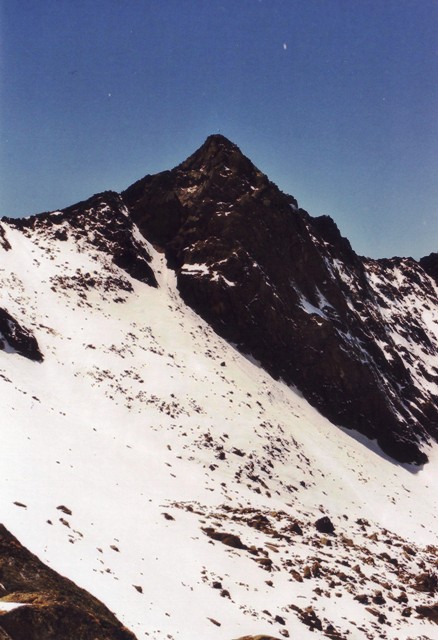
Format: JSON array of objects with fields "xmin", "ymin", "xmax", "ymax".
[
  {"xmin": 123, "ymin": 134, "xmax": 438, "ymax": 464},
  {"xmin": 0, "ymin": 136, "xmax": 437, "ymax": 640},
  {"xmin": 4, "ymin": 135, "xmax": 438, "ymax": 464}
]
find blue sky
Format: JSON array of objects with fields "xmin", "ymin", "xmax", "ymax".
[{"xmin": 1, "ymin": 0, "xmax": 437, "ymax": 259}]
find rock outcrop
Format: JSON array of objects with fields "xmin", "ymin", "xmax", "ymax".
[
  {"xmin": 420, "ymin": 252, "xmax": 438, "ymax": 285},
  {"xmin": 0, "ymin": 309, "xmax": 43, "ymax": 362},
  {"xmin": 4, "ymin": 191, "xmax": 157, "ymax": 289},
  {"xmin": 0, "ymin": 524, "xmax": 137, "ymax": 640},
  {"xmin": 0, "ymin": 224, "xmax": 11, "ymax": 251}
]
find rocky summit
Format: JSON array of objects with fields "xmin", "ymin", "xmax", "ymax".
[
  {"xmin": 0, "ymin": 136, "xmax": 437, "ymax": 640},
  {"xmin": 123, "ymin": 134, "xmax": 438, "ymax": 465}
]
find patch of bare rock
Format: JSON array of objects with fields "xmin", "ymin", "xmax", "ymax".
[{"xmin": 0, "ymin": 524, "xmax": 137, "ymax": 640}]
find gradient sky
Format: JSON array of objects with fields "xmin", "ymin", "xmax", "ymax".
[{"xmin": 1, "ymin": 0, "xmax": 437, "ymax": 259}]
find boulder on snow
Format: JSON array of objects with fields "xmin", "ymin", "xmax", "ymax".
[
  {"xmin": 202, "ymin": 527, "xmax": 247, "ymax": 550},
  {"xmin": 413, "ymin": 571, "xmax": 437, "ymax": 593},
  {"xmin": 314, "ymin": 516, "xmax": 335, "ymax": 534},
  {"xmin": 234, "ymin": 636, "xmax": 282, "ymax": 640},
  {"xmin": 415, "ymin": 602, "xmax": 438, "ymax": 624}
]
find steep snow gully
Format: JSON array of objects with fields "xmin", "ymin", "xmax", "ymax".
[{"xmin": 0, "ymin": 136, "xmax": 437, "ymax": 640}]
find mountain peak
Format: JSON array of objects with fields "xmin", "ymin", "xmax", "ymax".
[
  {"xmin": 177, "ymin": 133, "xmax": 254, "ymax": 176},
  {"xmin": 121, "ymin": 137, "xmax": 438, "ymax": 465},
  {"xmin": 122, "ymin": 133, "xmax": 273, "ymax": 246},
  {"xmin": 203, "ymin": 132, "xmax": 238, "ymax": 149},
  {"xmin": 197, "ymin": 133, "xmax": 240, "ymax": 157}
]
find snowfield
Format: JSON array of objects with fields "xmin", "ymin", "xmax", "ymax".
[{"xmin": 0, "ymin": 214, "xmax": 437, "ymax": 640}]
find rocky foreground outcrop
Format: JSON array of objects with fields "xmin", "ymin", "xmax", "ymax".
[{"xmin": 0, "ymin": 525, "xmax": 137, "ymax": 640}]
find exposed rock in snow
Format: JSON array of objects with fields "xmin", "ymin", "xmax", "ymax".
[
  {"xmin": 0, "ymin": 308, "xmax": 43, "ymax": 362},
  {"xmin": 0, "ymin": 224, "xmax": 11, "ymax": 252},
  {"xmin": 0, "ymin": 524, "xmax": 136, "ymax": 639}
]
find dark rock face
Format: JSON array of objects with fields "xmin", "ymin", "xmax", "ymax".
[
  {"xmin": 420, "ymin": 252, "xmax": 438, "ymax": 285},
  {"xmin": 122, "ymin": 135, "xmax": 438, "ymax": 464},
  {"xmin": 0, "ymin": 224, "xmax": 11, "ymax": 251},
  {"xmin": 0, "ymin": 309, "xmax": 43, "ymax": 362},
  {"xmin": 0, "ymin": 524, "xmax": 137, "ymax": 640}
]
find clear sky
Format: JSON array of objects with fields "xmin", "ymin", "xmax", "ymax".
[{"xmin": 1, "ymin": 0, "xmax": 437, "ymax": 259}]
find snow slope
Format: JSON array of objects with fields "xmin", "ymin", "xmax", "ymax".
[{"xmin": 0, "ymin": 213, "xmax": 437, "ymax": 640}]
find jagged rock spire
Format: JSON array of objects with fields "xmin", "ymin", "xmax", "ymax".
[{"xmin": 120, "ymin": 136, "xmax": 438, "ymax": 464}]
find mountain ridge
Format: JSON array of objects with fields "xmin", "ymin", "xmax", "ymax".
[
  {"xmin": 121, "ymin": 135, "xmax": 438, "ymax": 464},
  {"xmin": 0, "ymin": 143, "xmax": 437, "ymax": 639},
  {"xmin": 2, "ymin": 135, "xmax": 438, "ymax": 465}
]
